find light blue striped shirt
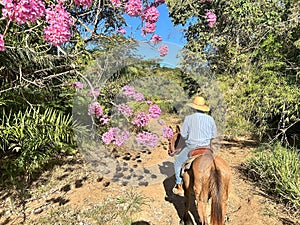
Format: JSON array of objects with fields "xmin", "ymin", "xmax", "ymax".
[{"xmin": 181, "ymin": 112, "xmax": 217, "ymax": 147}]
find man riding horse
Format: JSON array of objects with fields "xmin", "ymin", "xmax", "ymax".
[{"xmin": 172, "ymin": 96, "xmax": 217, "ymax": 196}]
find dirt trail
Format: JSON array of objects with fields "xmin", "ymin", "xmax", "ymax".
[{"xmin": 0, "ymin": 138, "xmax": 299, "ymax": 225}]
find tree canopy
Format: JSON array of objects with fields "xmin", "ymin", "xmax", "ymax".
[{"xmin": 167, "ymin": 0, "xmax": 300, "ymax": 146}]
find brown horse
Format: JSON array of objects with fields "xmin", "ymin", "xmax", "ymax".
[{"xmin": 168, "ymin": 126, "xmax": 231, "ymax": 225}]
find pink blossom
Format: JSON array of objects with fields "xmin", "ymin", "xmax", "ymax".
[
  {"xmin": 118, "ymin": 104, "xmax": 133, "ymax": 117},
  {"xmin": 154, "ymin": 0, "xmax": 165, "ymax": 6},
  {"xmin": 88, "ymin": 102, "xmax": 103, "ymax": 117},
  {"xmin": 206, "ymin": 11, "xmax": 217, "ymax": 27},
  {"xmin": 132, "ymin": 112, "xmax": 149, "ymax": 127},
  {"xmin": 125, "ymin": 0, "xmax": 143, "ymax": 17},
  {"xmin": 116, "ymin": 27, "xmax": 126, "ymax": 34},
  {"xmin": 122, "ymin": 85, "xmax": 135, "ymax": 97},
  {"xmin": 0, "ymin": 34, "xmax": 5, "ymax": 51},
  {"xmin": 143, "ymin": 6, "xmax": 159, "ymax": 23},
  {"xmin": 146, "ymin": 100, "xmax": 153, "ymax": 105},
  {"xmin": 102, "ymin": 127, "xmax": 120, "ymax": 144},
  {"xmin": 110, "ymin": 0, "xmax": 121, "ymax": 6},
  {"xmin": 102, "ymin": 132, "xmax": 114, "ymax": 144},
  {"xmin": 150, "ymin": 34, "xmax": 162, "ymax": 45},
  {"xmin": 89, "ymin": 88, "xmax": 100, "ymax": 98},
  {"xmin": 141, "ymin": 22, "xmax": 156, "ymax": 35},
  {"xmin": 44, "ymin": 25, "xmax": 71, "ymax": 46},
  {"xmin": 102, "ymin": 127, "xmax": 130, "ymax": 146},
  {"xmin": 133, "ymin": 92, "xmax": 145, "ymax": 102},
  {"xmin": 72, "ymin": 81, "xmax": 83, "ymax": 89},
  {"xmin": 136, "ymin": 131, "xmax": 158, "ymax": 147},
  {"xmin": 114, "ymin": 130, "xmax": 130, "ymax": 146},
  {"xmin": 74, "ymin": 0, "xmax": 93, "ymax": 8},
  {"xmin": 149, "ymin": 104, "xmax": 161, "ymax": 118},
  {"xmin": 99, "ymin": 115, "xmax": 110, "ymax": 124},
  {"xmin": 162, "ymin": 126, "xmax": 173, "ymax": 139},
  {"xmin": 2, "ymin": 0, "xmax": 46, "ymax": 24},
  {"xmin": 44, "ymin": 3, "xmax": 73, "ymax": 46},
  {"xmin": 158, "ymin": 44, "xmax": 168, "ymax": 57}
]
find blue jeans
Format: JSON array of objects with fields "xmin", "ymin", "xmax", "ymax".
[{"xmin": 174, "ymin": 144, "xmax": 197, "ymax": 184}]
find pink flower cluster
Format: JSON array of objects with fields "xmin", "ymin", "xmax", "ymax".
[
  {"xmin": 74, "ymin": 0, "xmax": 93, "ymax": 8},
  {"xmin": 158, "ymin": 44, "xmax": 168, "ymax": 57},
  {"xmin": 141, "ymin": 22, "xmax": 156, "ymax": 36},
  {"xmin": 99, "ymin": 114, "xmax": 110, "ymax": 124},
  {"xmin": 136, "ymin": 131, "xmax": 158, "ymax": 147},
  {"xmin": 0, "ymin": 34, "xmax": 5, "ymax": 51},
  {"xmin": 88, "ymin": 102, "xmax": 103, "ymax": 117},
  {"xmin": 149, "ymin": 104, "xmax": 161, "ymax": 118},
  {"xmin": 72, "ymin": 81, "xmax": 83, "ymax": 89},
  {"xmin": 206, "ymin": 11, "xmax": 217, "ymax": 27},
  {"xmin": 125, "ymin": 0, "xmax": 143, "ymax": 17},
  {"xmin": 151, "ymin": 34, "xmax": 162, "ymax": 45},
  {"xmin": 141, "ymin": 6, "xmax": 159, "ymax": 36},
  {"xmin": 118, "ymin": 104, "xmax": 133, "ymax": 117},
  {"xmin": 162, "ymin": 126, "xmax": 173, "ymax": 139},
  {"xmin": 122, "ymin": 85, "xmax": 145, "ymax": 102},
  {"xmin": 2, "ymin": 0, "xmax": 45, "ymax": 25},
  {"xmin": 122, "ymin": 85, "xmax": 135, "ymax": 97},
  {"xmin": 133, "ymin": 92, "xmax": 145, "ymax": 101},
  {"xmin": 89, "ymin": 88, "xmax": 100, "ymax": 98},
  {"xmin": 143, "ymin": 6, "xmax": 159, "ymax": 23},
  {"xmin": 132, "ymin": 112, "xmax": 150, "ymax": 127},
  {"xmin": 110, "ymin": 0, "xmax": 121, "ymax": 6},
  {"xmin": 102, "ymin": 127, "xmax": 130, "ymax": 146},
  {"xmin": 153, "ymin": 0, "xmax": 165, "ymax": 6},
  {"xmin": 116, "ymin": 27, "xmax": 126, "ymax": 34},
  {"xmin": 44, "ymin": 3, "xmax": 73, "ymax": 46}
]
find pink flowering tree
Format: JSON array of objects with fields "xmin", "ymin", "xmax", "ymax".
[
  {"xmin": 0, "ymin": 0, "xmax": 170, "ymax": 113},
  {"xmin": 84, "ymin": 84, "xmax": 172, "ymax": 148}
]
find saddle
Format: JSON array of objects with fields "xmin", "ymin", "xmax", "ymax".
[
  {"xmin": 189, "ymin": 147, "xmax": 213, "ymax": 157},
  {"xmin": 181, "ymin": 147, "xmax": 214, "ymax": 176}
]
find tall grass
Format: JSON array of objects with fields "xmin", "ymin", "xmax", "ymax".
[
  {"xmin": 245, "ymin": 143, "xmax": 300, "ymax": 210},
  {"xmin": 0, "ymin": 107, "xmax": 81, "ymax": 183}
]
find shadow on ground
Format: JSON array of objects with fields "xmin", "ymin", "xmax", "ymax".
[{"xmin": 159, "ymin": 161, "xmax": 200, "ymax": 224}]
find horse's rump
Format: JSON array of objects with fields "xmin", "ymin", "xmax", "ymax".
[{"xmin": 189, "ymin": 154, "xmax": 230, "ymax": 225}]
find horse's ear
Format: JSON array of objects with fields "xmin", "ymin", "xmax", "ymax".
[{"xmin": 176, "ymin": 125, "xmax": 180, "ymax": 133}]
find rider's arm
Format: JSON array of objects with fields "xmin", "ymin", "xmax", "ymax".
[{"xmin": 181, "ymin": 117, "xmax": 189, "ymax": 140}]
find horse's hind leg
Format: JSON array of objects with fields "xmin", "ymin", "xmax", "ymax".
[
  {"xmin": 221, "ymin": 174, "xmax": 231, "ymax": 223},
  {"xmin": 182, "ymin": 172, "xmax": 193, "ymax": 224},
  {"xmin": 194, "ymin": 181, "xmax": 209, "ymax": 225}
]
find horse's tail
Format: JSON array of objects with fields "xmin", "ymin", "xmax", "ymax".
[{"xmin": 209, "ymin": 160, "xmax": 224, "ymax": 225}]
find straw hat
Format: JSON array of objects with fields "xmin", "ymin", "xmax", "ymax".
[{"xmin": 187, "ymin": 96, "xmax": 210, "ymax": 112}]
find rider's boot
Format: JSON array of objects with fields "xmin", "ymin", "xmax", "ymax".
[{"xmin": 172, "ymin": 183, "xmax": 184, "ymax": 197}]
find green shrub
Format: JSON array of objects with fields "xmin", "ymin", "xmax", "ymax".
[
  {"xmin": 0, "ymin": 107, "xmax": 80, "ymax": 182},
  {"xmin": 245, "ymin": 143, "xmax": 300, "ymax": 210}
]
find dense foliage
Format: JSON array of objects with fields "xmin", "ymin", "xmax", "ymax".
[
  {"xmin": 0, "ymin": 0, "xmax": 128, "ymax": 184},
  {"xmin": 0, "ymin": 107, "xmax": 79, "ymax": 183},
  {"xmin": 167, "ymin": 0, "xmax": 300, "ymax": 146}
]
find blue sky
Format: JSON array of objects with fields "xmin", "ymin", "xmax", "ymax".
[
  {"xmin": 123, "ymin": 4, "xmax": 188, "ymax": 67},
  {"xmin": 124, "ymin": 4, "xmax": 187, "ymax": 46}
]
